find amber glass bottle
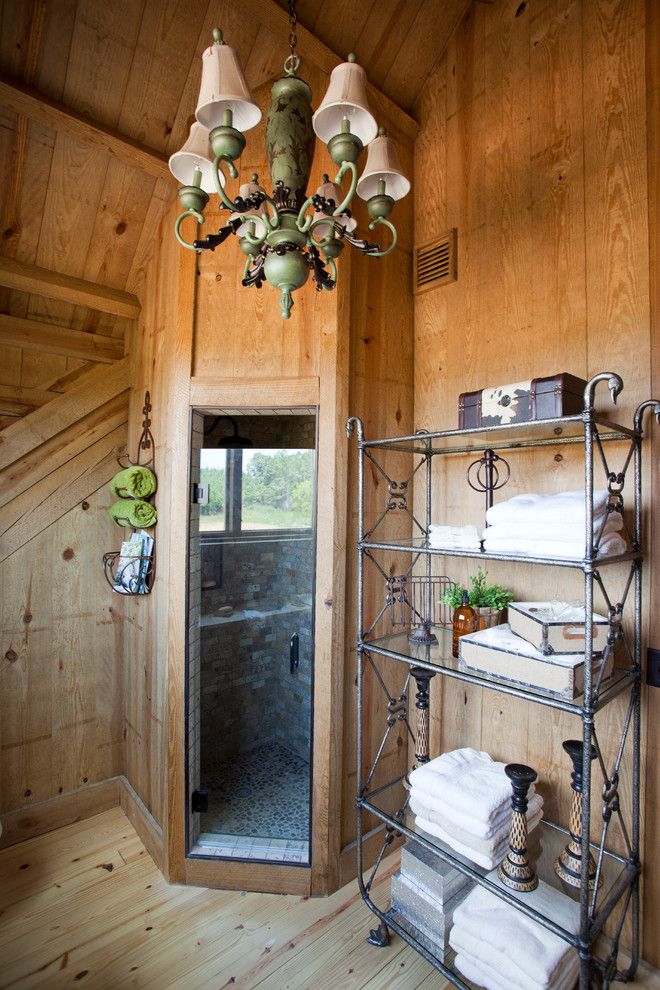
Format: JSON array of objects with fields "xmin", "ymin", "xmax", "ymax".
[{"xmin": 452, "ymin": 591, "xmax": 476, "ymax": 658}]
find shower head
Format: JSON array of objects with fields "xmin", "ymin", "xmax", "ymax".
[{"xmin": 205, "ymin": 415, "xmax": 254, "ymax": 448}]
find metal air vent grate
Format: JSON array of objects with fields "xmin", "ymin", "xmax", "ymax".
[{"xmin": 413, "ymin": 228, "xmax": 457, "ymax": 294}]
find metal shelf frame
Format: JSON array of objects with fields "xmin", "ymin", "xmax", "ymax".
[{"xmin": 346, "ymin": 373, "xmax": 660, "ymax": 990}]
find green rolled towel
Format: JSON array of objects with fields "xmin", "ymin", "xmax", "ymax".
[
  {"xmin": 109, "ymin": 465, "xmax": 157, "ymax": 499},
  {"xmin": 109, "ymin": 499, "xmax": 157, "ymax": 528}
]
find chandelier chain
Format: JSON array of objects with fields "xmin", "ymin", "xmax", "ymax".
[{"xmin": 288, "ymin": 0, "xmax": 298, "ymax": 60}]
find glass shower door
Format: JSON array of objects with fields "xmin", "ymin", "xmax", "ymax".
[{"xmin": 187, "ymin": 413, "xmax": 316, "ymax": 865}]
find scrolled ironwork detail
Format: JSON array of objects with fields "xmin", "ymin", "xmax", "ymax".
[
  {"xmin": 602, "ymin": 774, "xmax": 620, "ymax": 824},
  {"xmin": 386, "ymin": 480, "xmax": 408, "ymax": 511},
  {"xmin": 583, "ymin": 371, "xmax": 624, "ymax": 411},
  {"xmin": 633, "ymin": 398, "xmax": 660, "ymax": 434}
]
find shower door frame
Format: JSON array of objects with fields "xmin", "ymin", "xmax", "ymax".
[{"xmin": 168, "ymin": 376, "xmax": 348, "ymax": 896}]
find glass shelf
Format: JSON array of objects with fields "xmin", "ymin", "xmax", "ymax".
[
  {"xmin": 360, "ymin": 775, "xmax": 636, "ymax": 948},
  {"xmin": 358, "ymin": 415, "xmax": 634, "ymax": 456},
  {"xmin": 361, "ymin": 536, "xmax": 642, "ymax": 570},
  {"xmin": 362, "ymin": 629, "xmax": 637, "ymax": 714}
]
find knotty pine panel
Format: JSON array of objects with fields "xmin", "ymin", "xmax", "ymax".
[
  {"xmin": 413, "ymin": 0, "xmax": 653, "ymax": 958},
  {"xmin": 0, "ymin": 487, "xmax": 124, "ymax": 815}
]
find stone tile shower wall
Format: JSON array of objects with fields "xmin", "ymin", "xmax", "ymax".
[{"xmin": 200, "ymin": 535, "xmax": 313, "ymax": 772}]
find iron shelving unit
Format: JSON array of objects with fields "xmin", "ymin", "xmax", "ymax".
[{"xmin": 347, "ymin": 373, "xmax": 659, "ymax": 990}]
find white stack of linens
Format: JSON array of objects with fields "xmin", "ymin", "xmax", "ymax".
[
  {"xmin": 408, "ymin": 748, "xmax": 543, "ymax": 871},
  {"xmin": 483, "ymin": 490, "xmax": 626, "ymax": 558},
  {"xmin": 428, "ymin": 524, "xmax": 480, "ymax": 551},
  {"xmin": 450, "ymin": 886, "xmax": 579, "ymax": 990}
]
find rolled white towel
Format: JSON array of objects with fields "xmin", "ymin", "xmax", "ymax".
[
  {"xmin": 414, "ymin": 805, "xmax": 542, "ymax": 871},
  {"xmin": 409, "ymin": 792, "xmax": 544, "ymax": 852},
  {"xmin": 450, "ymin": 887, "xmax": 579, "ymax": 990},
  {"xmin": 428, "ymin": 524, "xmax": 480, "ymax": 550},
  {"xmin": 455, "ymin": 950, "xmax": 579, "ymax": 990},
  {"xmin": 482, "ymin": 532, "xmax": 627, "ymax": 559},
  {"xmin": 486, "ymin": 490, "xmax": 611, "ymax": 528},
  {"xmin": 409, "ymin": 748, "xmax": 533, "ymax": 826}
]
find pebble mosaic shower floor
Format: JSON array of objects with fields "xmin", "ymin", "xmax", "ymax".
[{"xmin": 193, "ymin": 742, "xmax": 310, "ymax": 863}]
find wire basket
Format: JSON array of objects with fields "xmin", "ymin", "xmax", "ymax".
[
  {"xmin": 387, "ymin": 574, "xmax": 455, "ymax": 629},
  {"xmin": 103, "ymin": 550, "xmax": 154, "ymax": 596}
]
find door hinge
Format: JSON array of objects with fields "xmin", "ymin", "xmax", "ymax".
[
  {"xmin": 191, "ymin": 789, "xmax": 209, "ymax": 813},
  {"xmin": 192, "ymin": 483, "xmax": 209, "ymax": 505}
]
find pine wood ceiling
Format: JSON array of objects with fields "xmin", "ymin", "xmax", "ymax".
[{"xmin": 0, "ymin": 0, "xmax": 469, "ymax": 413}]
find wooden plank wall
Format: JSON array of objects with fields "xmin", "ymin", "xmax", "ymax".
[
  {"xmin": 0, "ymin": 383, "xmax": 129, "ymax": 829},
  {"xmin": 413, "ymin": 0, "xmax": 655, "ymax": 963},
  {"xmin": 340, "ymin": 134, "xmax": 416, "ymax": 868}
]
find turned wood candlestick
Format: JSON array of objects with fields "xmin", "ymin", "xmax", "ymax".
[
  {"xmin": 497, "ymin": 763, "xmax": 538, "ymax": 892},
  {"xmin": 554, "ymin": 739, "xmax": 601, "ymax": 891},
  {"xmin": 410, "ymin": 667, "xmax": 435, "ymax": 765}
]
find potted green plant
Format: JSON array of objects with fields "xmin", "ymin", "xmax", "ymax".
[{"xmin": 442, "ymin": 569, "xmax": 513, "ymax": 630}]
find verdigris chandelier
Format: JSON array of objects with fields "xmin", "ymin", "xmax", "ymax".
[{"xmin": 168, "ymin": 0, "xmax": 410, "ymax": 319}]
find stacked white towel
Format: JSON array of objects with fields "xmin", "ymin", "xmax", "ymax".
[
  {"xmin": 408, "ymin": 748, "xmax": 543, "ymax": 871},
  {"xmin": 428, "ymin": 524, "xmax": 481, "ymax": 550},
  {"xmin": 450, "ymin": 887, "xmax": 579, "ymax": 990},
  {"xmin": 483, "ymin": 490, "xmax": 626, "ymax": 558}
]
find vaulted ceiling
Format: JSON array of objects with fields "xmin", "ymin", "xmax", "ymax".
[{"xmin": 0, "ymin": 0, "xmax": 470, "ymax": 424}]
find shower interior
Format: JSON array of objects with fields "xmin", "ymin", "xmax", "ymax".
[{"xmin": 187, "ymin": 410, "xmax": 316, "ymax": 864}]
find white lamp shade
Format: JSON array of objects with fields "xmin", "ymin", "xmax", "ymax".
[
  {"xmin": 230, "ymin": 210, "xmax": 268, "ymax": 239},
  {"xmin": 195, "ymin": 37, "xmax": 261, "ymax": 132},
  {"xmin": 312, "ymin": 211, "xmax": 357, "ymax": 238},
  {"xmin": 230, "ymin": 176, "xmax": 268, "ymax": 238},
  {"xmin": 312, "ymin": 179, "xmax": 357, "ymax": 236},
  {"xmin": 356, "ymin": 131, "xmax": 410, "ymax": 201},
  {"xmin": 312, "ymin": 58, "xmax": 378, "ymax": 146},
  {"xmin": 168, "ymin": 122, "xmax": 217, "ymax": 192}
]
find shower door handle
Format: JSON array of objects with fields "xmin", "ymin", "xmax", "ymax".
[{"xmin": 290, "ymin": 632, "xmax": 299, "ymax": 673}]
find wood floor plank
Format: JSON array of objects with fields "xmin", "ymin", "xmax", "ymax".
[{"xmin": 1, "ymin": 808, "xmax": 658, "ymax": 990}]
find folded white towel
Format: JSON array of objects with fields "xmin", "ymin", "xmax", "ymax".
[
  {"xmin": 414, "ymin": 806, "xmax": 542, "ymax": 870},
  {"xmin": 486, "ymin": 490, "xmax": 610, "ymax": 528},
  {"xmin": 483, "ymin": 514, "xmax": 623, "ymax": 544},
  {"xmin": 428, "ymin": 524, "xmax": 481, "ymax": 550},
  {"xmin": 409, "ymin": 775, "xmax": 538, "ymax": 839},
  {"xmin": 413, "ymin": 816, "xmax": 507, "ymax": 869},
  {"xmin": 482, "ymin": 532, "xmax": 627, "ymax": 559},
  {"xmin": 409, "ymin": 793, "xmax": 544, "ymax": 853},
  {"xmin": 409, "ymin": 748, "xmax": 534, "ymax": 827},
  {"xmin": 450, "ymin": 887, "xmax": 579, "ymax": 990},
  {"xmin": 455, "ymin": 950, "xmax": 579, "ymax": 990}
]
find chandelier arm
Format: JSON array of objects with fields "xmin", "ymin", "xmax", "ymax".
[
  {"xmin": 307, "ymin": 216, "xmax": 339, "ymax": 246},
  {"xmin": 295, "ymin": 194, "xmax": 317, "ymax": 233},
  {"xmin": 174, "ymin": 208, "xmax": 205, "ymax": 251},
  {"xmin": 213, "ymin": 157, "xmax": 241, "ymax": 211},
  {"xmin": 325, "ymin": 258, "xmax": 338, "ymax": 288},
  {"xmin": 364, "ymin": 216, "xmax": 398, "ymax": 258},
  {"xmin": 260, "ymin": 195, "xmax": 281, "ymax": 230},
  {"xmin": 333, "ymin": 161, "xmax": 358, "ymax": 216}
]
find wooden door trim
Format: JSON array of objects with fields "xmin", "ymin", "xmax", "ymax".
[{"xmin": 176, "ymin": 363, "xmax": 346, "ymax": 896}]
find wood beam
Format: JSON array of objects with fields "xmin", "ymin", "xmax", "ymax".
[
  {"xmin": 0, "ymin": 74, "xmax": 174, "ymax": 185},
  {"xmin": 0, "ymin": 392, "xmax": 129, "ymax": 510},
  {"xmin": 247, "ymin": 0, "xmax": 420, "ymax": 141},
  {"xmin": 0, "ymin": 424, "xmax": 126, "ymax": 562},
  {"xmin": 189, "ymin": 376, "xmax": 320, "ymax": 408},
  {"xmin": 0, "ymin": 257, "xmax": 140, "ymax": 319},
  {"xmin": 0, "ymin": 313, "xmax": 124, "ymax": 363},
  {"xmin": 0, "ymin": 384, "xmax": 55, "ymax": 417},
  {"xmin": 0, "ymin": 355, "xmax": 131, "ymax": 471}
]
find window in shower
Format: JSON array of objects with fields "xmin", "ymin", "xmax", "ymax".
[{"xmin": 187, "ymin": 412, "xmax": 316, "ymax": 864}]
